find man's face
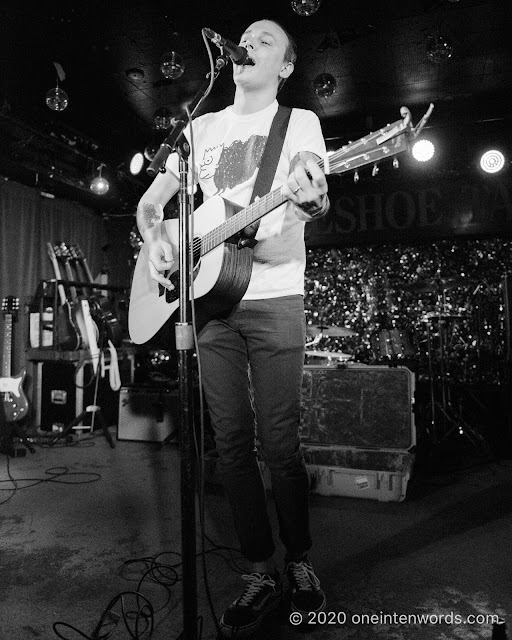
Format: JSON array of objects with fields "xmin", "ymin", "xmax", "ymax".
[{"xmin": 233, "ymin": 20, "xmax": 292, "ymax": 91}]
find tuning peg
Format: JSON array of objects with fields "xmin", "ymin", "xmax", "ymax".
[
  {"xmin": 393, "ymin": 157, "xmax": 399, "ymax": 169},
  {"xmin": 372, "ymin": 163, "xmax": 379, "ymax": 176},
  {"xmin": 353, "ymin": 170, "xmax": 359, "ymax": 183}
]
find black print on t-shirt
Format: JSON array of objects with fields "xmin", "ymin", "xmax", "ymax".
[{"xmin": 199, "ymin": 135, "xmax": 267, "ymax": 194}]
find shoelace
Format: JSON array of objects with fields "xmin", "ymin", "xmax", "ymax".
[
  {"xmin": 237, "ymin": 573, "xmax": 276, "ymax": 607},
  {"xmin": 288, "ymin": 562, "xmax": 321, "ymax": 591}
]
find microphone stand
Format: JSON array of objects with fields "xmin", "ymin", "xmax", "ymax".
[{"xmin": 147, "ymin": 54, "xmax": 230, "ymax": 640}]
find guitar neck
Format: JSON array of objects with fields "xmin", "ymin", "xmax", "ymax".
[
  {"xmin": 201, "ymin": 187, "xmax": 288, "ymax": 255},
  {"xmin": 200, "ymin": 127, "xmax": 411, "ymax": 256},
  {"xmin": 47, "ymin": 243, "xmax": 68, "ymax": 306},
  {"xmin": 2, "ymin": 314, "xmax": 12, "ymax": 378},
  {"xmin": 62, "ymin": 260, "xmax": 79, "ymax": 304}
]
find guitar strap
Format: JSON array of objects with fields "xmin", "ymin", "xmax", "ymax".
[{"xmin": 238, "ymin": 104, "xmax": 292, "ymax": 248}]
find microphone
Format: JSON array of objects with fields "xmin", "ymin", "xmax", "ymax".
[{"xmin": 203, "ymin": 28, "xmax": 254, "ymax": 65}]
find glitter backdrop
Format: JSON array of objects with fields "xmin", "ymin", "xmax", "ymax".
[{"xmin": 304, "ymin": 238, "xmax": 512, "ymax": 385}]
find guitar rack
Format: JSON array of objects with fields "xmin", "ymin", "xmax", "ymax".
[{"xmin": 28, "ymin": 279, "xmax": 127, "ymax": 351}]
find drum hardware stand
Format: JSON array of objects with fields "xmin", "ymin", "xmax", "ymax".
[{"xmin": 423, "ymin": 306, "xmax": 491, "ymax": 454}]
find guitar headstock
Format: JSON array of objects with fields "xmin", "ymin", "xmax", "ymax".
[
  {"xmin": 324, "ymin": 104, "xmax": 434, "ymax": 178},
  {"xmin": 2, "ymin": 296, "xmax": 20, "ymax": 320},
  {"xmin": 54, "ymin": 241, "xmax": 72, "ymax": 262},
  {"xmin": 69, "ymin": 243, "xmax": 84, "ymax": 261}
]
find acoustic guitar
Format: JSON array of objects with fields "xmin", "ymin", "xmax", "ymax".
[
  {"xmin": 129, "ymin": 104, "xmax": 434, "ymax": 345},
  {"xmin": 0, "ymin": 297, "xmax": 29, "ymax": 422}
]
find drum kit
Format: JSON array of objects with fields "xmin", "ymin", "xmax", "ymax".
[
  {"xmin": 305, "ymin": 323, "xmax": 356, "ymax": 366},
  {"xmin": 305, "ymin": 274, "xmax": 494, "ymax": 449}
]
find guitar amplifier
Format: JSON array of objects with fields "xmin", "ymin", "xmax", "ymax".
[{"xmin": 117, "ymin": 386, "xmax": 179, "ymax": 442}]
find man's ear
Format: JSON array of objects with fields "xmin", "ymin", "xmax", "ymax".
[{"xmin": 279, "ymin": 61, "xmax": 294, "ymax": 81}]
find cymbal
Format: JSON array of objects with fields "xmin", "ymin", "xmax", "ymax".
[
  {"xmin": 306, "ymin": 324, "xmax": 357, "ymax": 337},
  {"xmin": 305, "ymin": 350, "xmax": 353, "ymax": 361},
  {"xmin": 407, "ymin": 277, "xmax": 476, "ymax": 293}
]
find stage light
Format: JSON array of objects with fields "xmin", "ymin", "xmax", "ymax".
[
  {"xmin": 412, "ymin": 139, "xmax": 435, "ymax": 162},
  {"xmin": 90, "ymin": 164, "xmax": 109, "ymax": 195},
  {"xmin": 129, "ymin": 151, "xmax": 144, "ymax": 175},
  {"xmin": 479, "ymin": 149, "xmax": 505, "ymax": 174}
]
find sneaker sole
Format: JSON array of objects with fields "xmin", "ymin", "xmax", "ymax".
[
  {"xmin": 290, "ymin": 592, "xmax": 327, "ymax": 616},
  {"xmin": 219, "ymin": 596, "xmax": 282, "ymax": 638}
]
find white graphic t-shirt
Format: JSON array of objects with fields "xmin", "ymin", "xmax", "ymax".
[{"xmin": 165, "ymin": 100, "xmax": 326, "ymax": 299}]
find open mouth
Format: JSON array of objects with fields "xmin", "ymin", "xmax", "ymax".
[{"xmin": 243, "ymin": 56, "xmax": 255, "ymax": 66}]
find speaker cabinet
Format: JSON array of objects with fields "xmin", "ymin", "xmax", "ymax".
[
  {"xmin": 117, "ymin": 386, "xmax": 179, "ymax": 442},
  {"xmin": 38, "ymin": 361, "xmax": 121, "ymax": 431}
]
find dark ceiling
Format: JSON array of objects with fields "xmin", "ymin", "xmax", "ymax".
[{"xmin": 1, "ymin": 0, "xmax": 511, "ymax": 210}]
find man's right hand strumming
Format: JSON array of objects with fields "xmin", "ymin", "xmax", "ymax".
[{"xmin": 144, "ymin": 230, "xmax": 175, "ymax": 290}]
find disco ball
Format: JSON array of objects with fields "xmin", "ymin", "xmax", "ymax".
[
  {"xmin": 45, "ymin": 86, "xmax": 69, "ymax": 111},
  {"xmin": 90, "ymin": 176, "xmax": 109, "ymax": 195},
  {"xmin": 426, "ymin": 35, "xmax": 454, "ymax": 63},
  {"xmin": 290, "ymin": 0, "xmax": 321, "ymax": 16},
  {"xmin": 144, "ymin": 143, "xmax": 160, "ymax": 161},
  {"xmin": 159, "ymin": 51, "xmax": 185, "ymax": 79},
  {"xmin": 153, "ymin": 107, "xmax": 173, "ymax": 130},
  {"xmin": 313, "ymin": 73, "xmax": 337, "ymax": 98}
]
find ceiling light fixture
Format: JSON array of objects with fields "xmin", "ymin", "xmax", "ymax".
[
  {"xmin": 90, "ymin": 164, "xmax": 109, "ymax": 195},
  {"xmin": 411, "ymin": 139, "xmax": 435, "ymax": 162},
  {"xmin": 479, "ymin": 149, "xmax": 505, "ymax": 174},
  {"xmin": 129, "ymin": 151, "xmax": 144, "ymax": 175},
  {"xmin": 125, "ymin": 68, "xmax": 145, "ymax": 82}
]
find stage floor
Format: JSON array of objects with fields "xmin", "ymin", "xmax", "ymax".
[{"xmin": 1, "ymin": 427, "xmax": 511, "ymax": 640}]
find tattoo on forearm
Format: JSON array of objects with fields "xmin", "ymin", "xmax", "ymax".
[{"xmin": 138, "ymin": 202, "xmax": 161, "ymax": 232}]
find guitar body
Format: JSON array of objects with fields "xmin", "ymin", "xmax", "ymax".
[
  {"xmin": 55, "ymin": 303, "xmax": 82, "ymax": 351},
  {"xmin": 129, "ymin": 196, "xmax": 253, "ymax": 345},
  {"xmin": 1, "ymin": 369, "xmax": 29, "ymax": 422},
  {"xmin": 88, "ymin": 295, "xmax": 124, "ymax": 347}
]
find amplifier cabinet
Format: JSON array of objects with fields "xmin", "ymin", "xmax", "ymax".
[
  {"xmin": 38, "ymin": 361, "xmax": 122, "ymax": 431},
  {"xmin": 117, "ymin": 386, "xmax": 178, "ymax": 442}
]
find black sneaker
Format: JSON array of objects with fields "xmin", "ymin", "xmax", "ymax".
[
  {"xmin": 220, "ymin": 572, "xmax": 282, "ymax": 638},
  {"xmin": 285, "ymin": 560, "xmax": 326, "ymax": 614}
]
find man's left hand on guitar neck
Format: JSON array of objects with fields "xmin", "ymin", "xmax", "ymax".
[{"xmin": 282, "ymin": 151, "xmax": 329, "ymax": 220}]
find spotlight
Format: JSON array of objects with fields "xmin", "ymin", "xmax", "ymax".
[
  {"xmin": 90, "ymin": 164, "xmax": 109, "ymax": 195},
  {"xmin": 129, "ymin": 151, "xmax": 144, "ymax": 175},
  {"xmin": 412, "ymin": 139, "xmax": 435, "ymax": 162},
  {"xmin": 479, "ymin": 149, "xmax": 505, "ymax": 174}
]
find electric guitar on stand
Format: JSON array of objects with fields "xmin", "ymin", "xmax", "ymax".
[
  {"xmin": 129, "ymin": 104, "xmax": 434, "ymax": 344},
  {"xmin": 1, "ymin": 297, "xmax": 29, "ymax": 422},
  {"xmin": 53, "ymin": 242, "xmax": 91, "ymax": 350},
  {"xmin": 69, "ymin": 243, "xmax": 123, "ymax": 348},
  {"xmin": 46, "ymin": 242, "xmax": 82, "ymax": 351}
]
